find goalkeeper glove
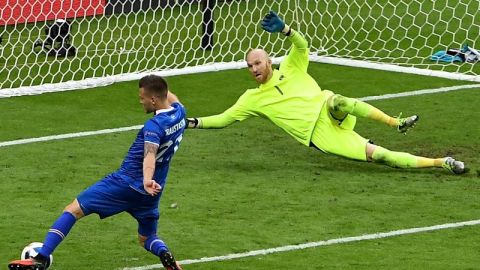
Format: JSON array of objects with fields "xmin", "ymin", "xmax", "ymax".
[
  {"xmin": 261, "ymin": 11, "xmax": 286, "ymax": 33},
  {"xmin": 186, "ymin": 117, "xmax": 199, "ymax": 128}
]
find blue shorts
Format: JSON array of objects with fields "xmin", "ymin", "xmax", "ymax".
[{"xmin": 77, "ymin": 174, "xmax": 161, "ymax": 236}]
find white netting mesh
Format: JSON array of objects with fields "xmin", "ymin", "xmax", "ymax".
[{"xmin": 1, "ymin": 0, "xmax": 479, "ymax": 92}]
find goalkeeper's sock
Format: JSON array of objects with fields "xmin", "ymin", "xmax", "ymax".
[
  {"xmin": 372, "ymin": 146, "xmax": 443, "ymax": 168},
  {"xmin": 39, "ymin": 211, "xmax": 77, "ymax": 257},
  {"xmin": 330, "ymin": 95, "xmax": 398, "ymax": 127},
  {"xmin": 144, "ymin": 236, "xmax": 169, "ymax": 257}
]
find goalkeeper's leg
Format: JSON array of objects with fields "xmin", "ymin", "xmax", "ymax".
[
  {"xmin": 367, "ymin": 143, "xmax": 442, "ymax": 168},
  {"xmin": 327, "ymin": 94, "xmax": 418, "ymax": 133},
  {"xmin": 366, "ymin": 143, "xmax": 466, "ymax": 174}
]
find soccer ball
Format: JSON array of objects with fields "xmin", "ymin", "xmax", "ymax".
[{"xmin": 21, "ymin": 242, "xmax": 53, "ymax": 269}]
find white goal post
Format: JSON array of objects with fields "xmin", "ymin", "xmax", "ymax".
[{"xmin": 1, "ymin": 0, "xmax": 479, "ymax": 96}]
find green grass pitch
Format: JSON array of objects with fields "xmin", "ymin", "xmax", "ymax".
[{"xmin": 1, "ymin": 63, "xmax": 479, "ymax": 269}]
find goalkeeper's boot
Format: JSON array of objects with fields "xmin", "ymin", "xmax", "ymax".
[
  {"xmin": 398, "ymin": 115, "xmax": 419, "ymax": 133},
  {"xmin": 442, "ymin": 157, "xmax": 467, "ymax": 174},
  {"xmin": 159, "ymin": 251, "xmax": 183, "ymax": 270},
  {"xmin": 8, "ymin": 258, "xmax": 46, "ymax": 270}
]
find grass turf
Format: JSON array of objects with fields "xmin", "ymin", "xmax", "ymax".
[
  {"xmin": 1, "ymin": 0, "xmax": 479, "ymax": 89},
  {"xmin": 0, "ymin": 63, "xmax": 479, "ymax": 269}
]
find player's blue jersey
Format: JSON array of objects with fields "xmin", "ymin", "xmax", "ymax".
[{"xmin": 114, "ymin": 102, "xmax": 186, "ymax": 194}]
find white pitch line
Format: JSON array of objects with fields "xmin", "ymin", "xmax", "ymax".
[
  {"xmin": 0, "ymin": 84, "xmax": 479, "ymax": 148},
  {"xmin": 122, "ymin": 219, "xmax": 480, "ymax": 270},
  {"xmin": 359, "ymin": 84, "xmax": 480, "ymax": 101},
  {"xmin": 0, "ymin": 125, "xmax": 142, "ymax": 148}
]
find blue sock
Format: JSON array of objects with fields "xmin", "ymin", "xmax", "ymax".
[
  {"xmin": 144, "ymin": 236, "xmax": 169, "ymax": 257},
  {"xmin": 39, "ymin": 212, "xmax": 77, "ymax": 257}
]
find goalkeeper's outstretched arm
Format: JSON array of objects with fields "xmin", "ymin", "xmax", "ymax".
[
  {"xmin": 186, "ymin": 114, "xmax": 236, "ymax": 129},
  {"xmin": 187, "ymin": 87, "xmax": 253, "ymax": 129},
  {"xmin": 186, "ymin": 96, "xmax": 253, "ymax": 128},
  {"xmin": 261, "ymin": 11, "xmax": 308, "ymax": 50},
  {"xmin": 262, "ymin": 11, "xmax": 309, "ymax": 70}
]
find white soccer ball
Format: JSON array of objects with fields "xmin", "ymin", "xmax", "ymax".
[{"xmin": 21, "ymin": 242, "xmax": 53, "ymax": 269}]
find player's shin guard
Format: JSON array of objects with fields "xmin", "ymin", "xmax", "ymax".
[
  {"xmin": 144, "ymin": 236, "xmax": 168, "ymax": 256},
  {"xmin": 40, "ymin": 211, "xmax": 77, "ymax": 257}
]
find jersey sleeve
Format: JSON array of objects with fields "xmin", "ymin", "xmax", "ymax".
[
  {"xmin": 280, "ymin": 30, "xmax": 309, "ymax": 73},
  {"xmin": 200, "ymin": 91, "xmax": 257, "ymax": 128},
  {"xmin": 171, "ymin": 102, "xmax": 187, "ymax": 119},
  {"xmin": 143, "ymin": 119, "xmax": 163, "ymax": 145},
  {"xmin": 171, "ymin": 101, "xmax": 184, "ymax": 109}
]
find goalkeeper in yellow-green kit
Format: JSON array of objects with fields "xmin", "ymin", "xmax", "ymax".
[{"xmin": 187, "ymin": 11, "xmax": 466, "ymax": 174}]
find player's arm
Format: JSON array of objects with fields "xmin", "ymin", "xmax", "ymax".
[
  {"xmin": 167, "ymin": 91, "xmax": 180, "ymax": 105},
  {"xmin": 261, "ymin": 11, "xmax": 309, "ymax": 71},
  {"xmin": 143, "ymin": 142, "xmax": 161, "ymax": 196}
]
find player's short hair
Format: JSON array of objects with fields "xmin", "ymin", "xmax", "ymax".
[{"xmin": 139, "ymin": 75, "xmax": 168, "ymax": 99}]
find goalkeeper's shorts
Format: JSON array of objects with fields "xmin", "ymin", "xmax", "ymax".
[{"xmin": 310, "ymin": 90, "xmax": 369, "ymax": 161}]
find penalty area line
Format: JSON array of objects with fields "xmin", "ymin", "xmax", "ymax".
[
  {"xmin": 0, "ymin": 83, "xmax": 479, "ymax": 148},
  {"xmin": 121, "ymin": 219, "xmax": 480, "ymax": 270}
]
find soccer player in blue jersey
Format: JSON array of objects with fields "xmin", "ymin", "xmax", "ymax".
[
  {"xmin": 187, "ymin": 11, "xmax": 466, "ymax": 174},
  {"xmin": 9, "ymin": 75, "xmax": 185, "ymax": 270}
]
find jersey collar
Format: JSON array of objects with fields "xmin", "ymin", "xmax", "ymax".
[
  {"xmin": 259, "ymin": 69, "xmax": 281, "ymax": 90},
  {"xmin": 155, "ymin": 106, "xmax": 174, "ymax": 115}
]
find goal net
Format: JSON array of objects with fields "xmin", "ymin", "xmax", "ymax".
[{"xmin": 1, "ymin": 0, "xmax": 479, "ymax": 94}]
